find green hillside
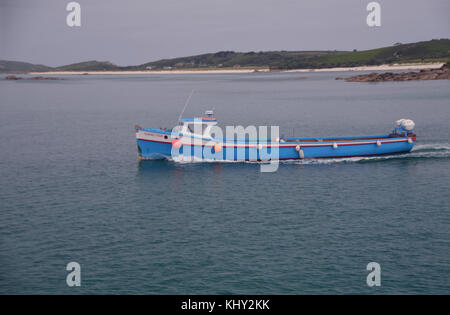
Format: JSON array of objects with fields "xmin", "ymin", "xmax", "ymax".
[
  {"xmin": 133, "ymin": 39, "xmax": 450, "ymax": 70},
  {"xmin": 0, "ymin": 60, "xmax": 120, "ymax": 73},
  {"xmin": 0, "ymin": 60, "xmax": 52, "ymax": 73},
  {"xmin": 126, "ymin": 50, "xmax": 345, "ymax": 70},
  {"xmin": 1, "ymin": 39, "xmax": 449, "ymax": 73},
  {"xmin": 54, "ymin": 60, "xmax": 121, "ymax": 71},
  {"xmin": 311, "ymin": 39, "xmax": 450, "ymax": 69}
]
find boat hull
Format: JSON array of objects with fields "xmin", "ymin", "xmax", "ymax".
[{"xmin": 136, "ymin": 129, "xmax": 415, "ymax": 161}]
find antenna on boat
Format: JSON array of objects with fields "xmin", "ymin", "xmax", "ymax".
[{"xmin": 178, "ymin": 89, "xmax": 195, "ymax": 121}]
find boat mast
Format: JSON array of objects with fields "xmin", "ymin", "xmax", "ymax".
[{"xmin": 178, "ymin": 89, "xmax": 195, "ymax": 122}]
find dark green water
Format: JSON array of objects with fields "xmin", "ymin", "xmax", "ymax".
[{"xmin": 0, "ymin": 72, "xmax": 449, "ymax": 294}]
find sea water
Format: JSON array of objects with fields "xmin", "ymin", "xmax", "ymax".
[{"xmin": 0, "ymin": 72, "xmax": 449, "ymax": 294}]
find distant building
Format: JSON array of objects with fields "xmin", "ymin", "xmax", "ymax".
[
  {"xmin": 146, "ymin": 66, "xmax": 153, "ymax": 70},
  {"xmin": 233, "ymin": 64, "xmax": 240, "ymax": 68}
]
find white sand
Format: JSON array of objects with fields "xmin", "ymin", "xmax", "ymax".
[
  {"xmin": 283, "ymin": 63, "xmax": 445, "ymax": 73},
  {"xmin": 28, "ymin": 63, "xmax": 444, "ymax": 75}
]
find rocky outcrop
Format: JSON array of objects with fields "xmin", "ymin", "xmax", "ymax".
[
  {"xmin": 5, "ymin": 75, "xmax": 64, "ymax": 80},
  {"xmin": 336, "ymin": 63, "xmax": 450, "ymax": 82},
  {"xmin": 5, "ymin": 75, "xmax": 22, "ymax": 80}
]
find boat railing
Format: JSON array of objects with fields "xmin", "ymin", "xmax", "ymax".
[{"xmin": 286, "ymin": 134, "xmax": 392, "ymax": 142}]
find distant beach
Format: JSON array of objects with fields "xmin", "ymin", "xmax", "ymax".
[
  {"xmin": 283, "ymin": 62, "xmax": 445, "ymax": 73},
  {"xmin": 27, "ymin": 63, "xmax": 445, "ymax": 75}
]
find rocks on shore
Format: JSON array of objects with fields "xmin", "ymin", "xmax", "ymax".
[
  {"xmin": 5, "ymin": 75, "xmax": 64, "ymax": 81},
  {"xmin": 336, "ymin": 63, "xmax": 450, "ymax": 82}
]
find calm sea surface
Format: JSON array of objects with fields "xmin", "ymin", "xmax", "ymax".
[{"xmin": 0, "ymin": 72, "xmax": 449, "ymax": 294}]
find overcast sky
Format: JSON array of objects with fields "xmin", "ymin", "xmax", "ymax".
[{"xmin": 0, "ymin": 0, "xmax": 449, "ymax": 66}]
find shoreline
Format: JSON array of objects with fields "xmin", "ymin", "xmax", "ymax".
[{"xmin": 25, "ymin": 63, "xmax": 445, "ymax": 75}]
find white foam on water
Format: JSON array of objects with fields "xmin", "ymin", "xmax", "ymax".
[
  {"xmin": 408, "ymin": 143, "xmax": 450, "ymax": 158},
  {"xmin": 167, "ymin": 143, "xmax": 450, "ymax": 165},
  {"xmin": 170, "ymin": 155, "xmax": 240, "ymax": 164},
  {"xmin": 412, "ymin": 143, "xmax": 450, "ymax": 152},
  {"xmin": 286, "ymin": 143, "xmax": 450, "ymax": 165}
]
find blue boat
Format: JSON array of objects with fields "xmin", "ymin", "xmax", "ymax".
[{"xmin": 135, "ymin": 111, "xmax": 416, "ymax": 161}]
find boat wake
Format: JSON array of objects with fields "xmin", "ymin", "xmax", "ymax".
[
  {"xmin": 288, "ymin": 143, "xmax": 450, "ymax": 165},
  {"xmin": 167, "ymin": 143, "xmax": 450, "ymax": 165}
]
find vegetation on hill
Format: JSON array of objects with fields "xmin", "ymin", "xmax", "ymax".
[
  {"xmin": 1, "ymin": 39, "xmax": 449, "ymax": 73},
  {"xmin": 126, "ymin": 50, "xmax": 345, "ymax": 70},
  {"xmin": 0, "ymin": 60, "xmax": 52, "ymax": 73},
  {"xmin": 133, "ymin": 39, "xmax": 450, "ymax": 70},
  {"xmin": 312, "ymin": 39, "xmax": 450, "ymax": 69},
  {"xmin": 54, "ymin": 60, "xmax": 121, "ymax": 71}
]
